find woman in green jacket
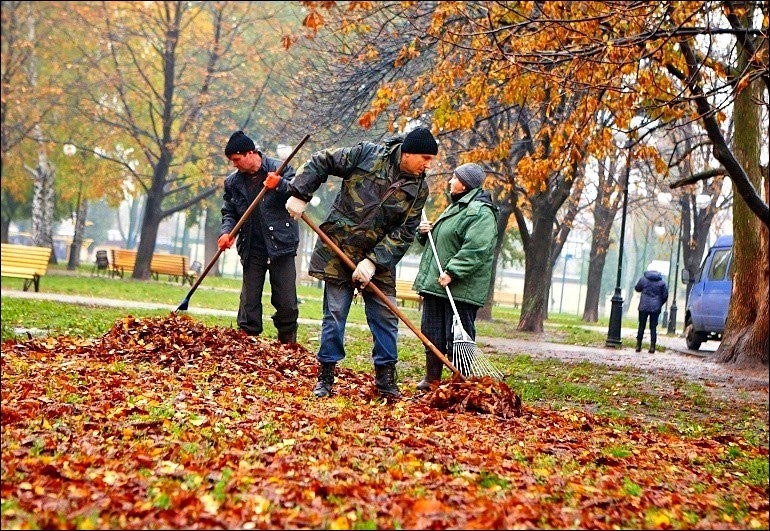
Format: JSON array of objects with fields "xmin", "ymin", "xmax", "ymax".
[{"xmin": 412, "ymin": 163, "xmax": 499, "ymax": 389}]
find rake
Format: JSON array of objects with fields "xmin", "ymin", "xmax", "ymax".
[{"xmin": 422, "ymin": 212, "xmax": 504, "ymax": 380}]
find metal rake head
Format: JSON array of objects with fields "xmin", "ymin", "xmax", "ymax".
[{"xmin": 451, "ymin": 339, "xmax": 505, "ymax": 380}]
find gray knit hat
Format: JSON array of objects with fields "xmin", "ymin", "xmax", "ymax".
[{"xmin": 454, "ymin": 163, "xmax": 485, "ymax": 189}]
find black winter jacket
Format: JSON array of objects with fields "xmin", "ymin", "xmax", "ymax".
[{"xmin": 220, "ymin": 153, "xmax": 299, "ymax": 262}]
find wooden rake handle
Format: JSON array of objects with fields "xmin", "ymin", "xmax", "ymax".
[{"xmin": 300, "ymin": 213, "xmax": 462, "ymax": 378}]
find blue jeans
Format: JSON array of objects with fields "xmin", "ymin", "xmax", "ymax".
[{"xmin": 317, "ymin": 281, "xmax": 399, "ymax": 366}]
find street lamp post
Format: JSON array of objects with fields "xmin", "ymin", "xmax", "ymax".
[
  {"xmin": 667, "ymin": 216, "xmax": 683, "ymax": 334},
  {"xmin": 605, "ymin": 146, "xmax": 632, "ymax": 348}
]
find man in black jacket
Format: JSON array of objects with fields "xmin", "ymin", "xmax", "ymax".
[{"xmin": 218, "ymin": 131, "xmax": 299, "ymax": 344}]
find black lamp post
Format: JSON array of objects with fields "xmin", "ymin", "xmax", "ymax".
[
  {"xmin": 605, "ymin": 147, "xmax": 631, "ymax": 348},
  {"xmin": 667, "ymin": 217, "xmax": 682, "ymax": 334}
]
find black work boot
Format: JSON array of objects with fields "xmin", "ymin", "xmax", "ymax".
[
  {"xmin": 374, "ymin": 363, "xmax": 401, "ymax": 398},
  {"xmin": 278, "ymin": 330, "xmax": 297, "ymax": 344},
  {"xmin": 648, "ymin": 340, "xmax": 656, "ymax": 353},
  {"xmin": 416, "ymin": 353, "xmax": 443, "ymax": 391},
  {"xmin": 635, "ymin": 339, "xmax": 642, "ymax": 353},
  {"xmin": 312, "ymin": 362, "xmax": 336, "ymax": 398}
]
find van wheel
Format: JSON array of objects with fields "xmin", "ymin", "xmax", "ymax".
[{"xmin": 684, "ymin": 322, "xmax": 703, "ymax": 350}]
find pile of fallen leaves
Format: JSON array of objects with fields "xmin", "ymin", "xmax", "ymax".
[
  {"xmin": 2, "ymin": 314, "xmax": 768, "ymax": 530},
  {"xmin": 426, "ymin": 376, "xmax": 523, "ymax": 419}
]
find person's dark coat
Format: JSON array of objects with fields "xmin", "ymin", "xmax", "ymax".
[
  {"xmin": 221, "ymin": 153, "xmax": 299, "ymax": 262},
  {"xmin": 635, "ymin": 270, "xmax": 669, "ymax": 313}
]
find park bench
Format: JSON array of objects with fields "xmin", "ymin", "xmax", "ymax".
[
  {"xmin": 493, "ymin": 290, "xmax": 521, "ymax": 309},
  {"xmin": 1, "ymin": 243, "xmax": 52, "ymax": 292},
  {"xmin": 109, "ymin": 248, "xmax": 196, "ymax": 285},
  {"xmin": 395, "ymin": 280, "xmax": 422, "ymax": 308},
  {"xmin": 110, "ymin": 249, "xmax": 137, "ymax": 278},
  {"xmin": 150, "ymin": 253, "xmax": 197, "ymax": 286}
]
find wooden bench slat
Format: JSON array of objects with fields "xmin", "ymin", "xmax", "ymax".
[
  {"xmin": 395, "ymin": 280, "xmax": 422, "ymax": 308},
  {"xmin": 109, "ymin": 249, "xmax": 196, "ymax": 285},
  {"xmin": 1, "ymin": 244, "xmax": 52, "ymax": 292}
]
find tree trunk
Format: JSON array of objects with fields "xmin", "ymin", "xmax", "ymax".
[
  {"xmin": 583, "ymin": 207, "xmax": 614, "ymax": 322},
  {"xmin": 583, "ymin": 160, "xmax": 620, "ymax": 322},
  {"xmin": 67, "ymin": 198, "xmax": 88, "ymax": 270},
  {"xmin": 25, "ymin": 11, "xmax": 56, "ymax": 263},
  {"xmin": 29, "ymin": 149, "xmax": 56, "ymax": 264},
  {"xmin": 713, "ymin": 24, "xmax": 769, "ymax": 366},
  {"xmin": 518, "ymin": 211, "xmax": 556, "ymax": 332},
  {"xmin": 132, "ymin": 190, "xmax": 164, "ymax": 280}
]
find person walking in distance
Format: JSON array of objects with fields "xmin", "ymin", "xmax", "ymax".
[
  {"xmin": 634, "ymin": 268, "xmax": 669, "ymax": 353},
  {"xmin": 218, "ymin": 130, "xmax": 300, "ymax": 344},
  {"xmin": 267, "ymin": 127, "xmax": 439, "ymax": 398},
  {"xmin": 412, "ymin": 163, "xmax": 499, "ymax": 389}
]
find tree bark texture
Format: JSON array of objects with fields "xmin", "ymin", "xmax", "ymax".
[
  {"xmin": 518, "ymin": 209, "xmax": 557, "ymax": 333},
  {"xmin": 714, "ymin": 40, "xmax": 769, "ymax": 366},
  {"xmin": 67, "ymin": 198, "xmax": 88, "ymax": 270}
]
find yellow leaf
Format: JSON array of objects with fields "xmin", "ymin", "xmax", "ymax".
[
  {"xmin": 199, "ymin": 493, "xmax": 221, "ymax": 514},
  {"xmin": 329, "ymin": 515, "xmax": 350, "ymax": 529},
  {"xmin": 652, "ymin": 512, "xmax": 670, "ymax": 526}
]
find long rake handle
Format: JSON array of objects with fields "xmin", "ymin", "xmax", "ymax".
[
  {"xmin": 176, "ymin": 134, "xmax": 310, "ymax": 311},
  {"xmin": 301, "ymin": 213, "xmax": 462, "ymax": 378}
]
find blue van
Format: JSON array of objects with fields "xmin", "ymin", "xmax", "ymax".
[{"xmin": 682, "ymin": 234, "xmax": 732, "ymax": 350}]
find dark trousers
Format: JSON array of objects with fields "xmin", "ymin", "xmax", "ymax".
[
  {"xmin": 420, "ymin": 293, "xmax": 478, "ymax": 360},
  {"xmin": 238, "ymin": 254, "xmax": 298, "ymax": 340},
  {"xmin": 636, "ymin": 310, "xmax": 660, "ymax": 345}
]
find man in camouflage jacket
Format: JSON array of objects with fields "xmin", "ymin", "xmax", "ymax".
[{"xmin": 266, "ymin": 127, "xmax": 439, "ymax": 398}]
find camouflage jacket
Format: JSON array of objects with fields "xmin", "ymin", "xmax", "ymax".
[{"xmin": 284, "ymin": 138, "xmax": 429, "ymax": 295}]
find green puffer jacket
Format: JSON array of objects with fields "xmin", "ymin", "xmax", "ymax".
[
  {"xmin": 412, "ymin": 188, "xmax": 499, "ymax": 307},
  {"xmin": 285, "ymin": 137, "xmax": 429, "ymax": 296}
]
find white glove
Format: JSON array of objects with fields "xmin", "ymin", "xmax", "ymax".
[
  {"xmin": 285, "ymin": 196, "xmax": 308, "ymax": 220},
  {"xmin": 419, "ymin": 220, "xmax": 433, "ymax": 233},
  {"xmin": 352, "ymin": 258, "xmax": 376, "ymax": 286}
]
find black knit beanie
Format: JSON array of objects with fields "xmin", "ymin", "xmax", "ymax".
[
  {"xmin": 401, "ymin": 127, "xmax": 438, "ymax": 155},
  {"xmin": 225, "ymin": 130, "xmax": 256, "ymax": 157}
]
